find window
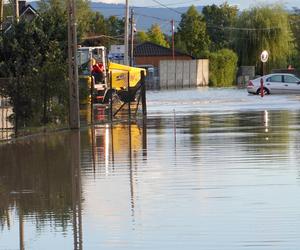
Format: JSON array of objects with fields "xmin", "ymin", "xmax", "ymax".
[
  {"xmin": 283, "ymin": 75, "xmax": 299, "ymax": 84},
  {"xmin": 268, "ymin": 75, "xmax": 282, "ymax": 82}
]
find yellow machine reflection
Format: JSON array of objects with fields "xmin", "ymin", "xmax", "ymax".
[{"xmin": 90, "ymin": 121, "xmax": 147, "ymax": 173}]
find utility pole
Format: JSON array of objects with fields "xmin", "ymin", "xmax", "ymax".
[
  {"xmin": 14, "ymin": 0, "xmax": 19, "ymax": 22},
  {"xmin": 0, "ymin": 0, "xmax": 3, "ymax": 30},
  {"xmin": 171, "ymin": 19, "xmax": 175, "ymax": 60},
  {"xmin": 67, "ymin": 0, "xmax": 80, "ymax": 129},
  {"xmin": 130, "ymin": 8, "xmax": 134, "ymax": 66},
  {"xmin": 124, "ymin": 0, "xmax": 129, "ymax": 65}
]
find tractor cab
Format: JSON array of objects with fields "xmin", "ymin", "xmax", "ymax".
[{"xmin": 77, "ymin": 46, "xmax": 108, "ymax": 91}]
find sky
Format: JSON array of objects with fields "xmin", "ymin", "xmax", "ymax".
[{"xmin": 95, "ymin": 0, "xmax": 299, "ymax": 10}]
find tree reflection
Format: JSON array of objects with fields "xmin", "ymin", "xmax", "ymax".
[{"xmin": 0, "ymin": 132, "xmax": 81, "ymax": 243}]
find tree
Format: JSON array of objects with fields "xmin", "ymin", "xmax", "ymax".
[
  {"xmin": 105, "ymin": 16, "xmax": 124, "ymax": 38},
  {"xmin": 289, "ymin": 8, "xmax": 300, "ymax": 70},
  {"xmin": 136, "ymin": 31, "xmax": 149, "ymax": 43},
  {"xmin": 203, "ymin": 2, "xmax": 238, "ymax": 51},
  {"xmin": 88, "ymin": 12, "xmax": 106, "ymax": 35},
  {"xmin": 38, "ymin": 0, "xmax": 68, "ymax": 56},
  {"xmin": 234, "ymin": 5, "xmax": 294, "ymax": 71},
  {"xmin": 0, "ymin": 18, "xmax": 68, "ymax": 129},
  {"xmin": 38, "ymin": 0, "xmax": 94, "ymax": 40},
  {"xmin": 176, "ymin": 5, "xmax": 210, "ymax": 58},
  {"xmin": 147, "ymin": 24, "xmax": 169, "ymax": 47},
  {"xmin": 209, "ymin": 49, "xmax": 238, "ymax": 86}
]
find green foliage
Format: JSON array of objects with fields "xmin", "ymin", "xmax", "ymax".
[
  {"xmin": 289, "ymin": 9, "xmax": 300, "ymax": 70},
  {"xmin": 136, "ymin": 31, "xmax": 149, "ymax": 43},
  {"xmin": 147, "ymin": 24, "xmax": 169, "ymax": 47},
  {"xmin": 203, "ymin": 2, "xmax": 238, "ymax": 51},
  {"xmin": 3, "ymin": 2, "xmax": 13, "ymax": 17},
  {"xmin": 175, "ymin": 5, "xmax": 210, "ymax": 58},
  {"xmin": 209, "ymin": 49, "xmax": 238, "ymax": 86},
  {"xmin": 38, "ymin": 0, "xmax": 68, "ymax": 56},
  {"xmin": 234, "ymin": 5, "xmax": 294, "ymax": 71},
  {"xmin": 82, "ymin": 13, "xmax": 124, "ymax": 47},
  {"xmin": 0, "ymin": 19, "xmax": 68, "ymax": 129}
]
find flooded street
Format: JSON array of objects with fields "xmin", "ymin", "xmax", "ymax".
[{"xmin": 2, "ymin": 88, "xmax": 300, "ymax": 249}]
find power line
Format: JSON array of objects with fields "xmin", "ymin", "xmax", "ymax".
[
  {"xmin": 82, "ymin": 34, "xmax": 125, "ymax": 41},
  {"xmin": 135, "ymin": 12, "xmax": 180, "ymax": 23},
  {"xmin": 143, "ymin": 0, "xmax": 202, "ymax": 8},
  {"xmin": 206, "ymin": 25, "xmax": 281, "ymax": 31},
  {"xmin": 150, "ymin": 0, "xmax": 183, "ymax": 15}
]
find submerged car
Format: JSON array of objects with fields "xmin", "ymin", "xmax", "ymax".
[{"xmin": 247, "ymin": 73, "xmax": 300, "ymax": 95}]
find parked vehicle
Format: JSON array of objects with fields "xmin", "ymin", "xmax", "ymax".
[{"xmin": 247, "ymin": 73, "xmax": 300, "ymax": 95}]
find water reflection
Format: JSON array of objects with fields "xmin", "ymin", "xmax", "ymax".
[
  {"xmin": 0, "ymin": 132, "xmax": 82, "ymax": 249},
  {"xmin": 2, "ymin": 107, "xmax": 300, "ymax": 249}
]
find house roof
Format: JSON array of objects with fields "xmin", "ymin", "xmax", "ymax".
[
  {"xmin": 19, "ymin": 4, "xmax": 38, "ymax": 18},
  {"xmin": 1, "ymin": 2, "xmax": 38, "ymax": 32},
  {"xmin": 134, "ymin": 42, "xmax": 193, "ymax": 58}
]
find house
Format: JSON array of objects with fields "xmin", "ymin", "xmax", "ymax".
[
  {"xmin": 18, "ymin": 0, "xmax": 38, "ymax": 21},
  {"xmin": 133, "ymin": 42, "xmax": 193, "ymax": 68},
  {"xmin": 1, "ymin": 0, "xmax": 38, "ymax": 32}
]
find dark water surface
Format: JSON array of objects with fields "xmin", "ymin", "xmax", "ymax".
[{"xmin": 2, "ymin": 88, "xmax": 300, "ymax": 249}]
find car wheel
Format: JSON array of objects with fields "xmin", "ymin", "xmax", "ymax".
[{"xmin": 256, "ymin": 87, "xmax": 270, "ymax": 95}]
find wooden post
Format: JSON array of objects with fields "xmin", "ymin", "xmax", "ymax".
[
  {"xmin": 71, "ymin": 131, "xmax": 82, "ymax": 250},
  {"xmin": 109, "ymin": 71, "xmax": 113, "ymax": 122},
  {"xmin": 124, "ymin": 0, "xmax": 129, "ymax": 65},
  {"xmin": 130, "ymin": 9, "xmax": 134, "ymax": 66},
  {"xmin": 14, "ymin": 0, "xmax": 19, "ymax": 22},
  {"xmin": 141, "ymin": 71, "xmax": 147, "ymax": 116},
  {"xmin": 68, "ymin": 0, "xmax": 80, "ymax": 129},
  {"xmin": 90, "ymin": 76, "xmax": 94, "ymax": 125},
  {"xmin": 171, "ymin": 19, "xmax": 175, "ymax": 60},
  {"xmin": 0, "ymin": 0, "xmax": 3, "ymax": 30},
  {"xmin": 128, "ymin": 71, "xmax": 131, "ymax": 119}
]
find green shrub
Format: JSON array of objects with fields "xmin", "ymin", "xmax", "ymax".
[{"xmin": 209, "ymin": 49, "xmax": 238, "ymax": 87}]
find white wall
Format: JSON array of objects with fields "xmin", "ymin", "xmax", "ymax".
[{"xmin": 159, "ymin": 59, "xmax": 209, "ymax": 89}]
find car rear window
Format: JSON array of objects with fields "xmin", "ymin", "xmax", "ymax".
[{"xmin": 284, "ymin": 75, "xmax": 299, "ymax": 83}]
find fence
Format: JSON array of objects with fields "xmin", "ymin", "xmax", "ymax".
[{"xmin": 0, "ymin": 97, "xmax": 13, "ymax": 141}]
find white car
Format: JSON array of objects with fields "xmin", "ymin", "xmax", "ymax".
[{"xmin": 247, "ymin": 73, "xmax": 300, "ymax": 95}]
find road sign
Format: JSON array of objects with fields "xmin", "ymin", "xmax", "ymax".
[{"xmin": 260, "ymin": 50, "xmax": 269, "ymax": 63}]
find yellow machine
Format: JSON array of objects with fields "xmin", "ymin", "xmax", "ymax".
[{"xmin": 77, "ymin": 46, "xmax": 146, "ymax": 104}]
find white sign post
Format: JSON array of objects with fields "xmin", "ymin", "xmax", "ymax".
[
  {"xmin": 260, "ymin": 50, "xmax": 269, "ymax": 97},
  {"xmin": 260, "ymin": 50, "xmax": 269, "ymax": 76},
  {"xmin": 260, "ymin": 50, "xmax": 269, "ymax": 63}
]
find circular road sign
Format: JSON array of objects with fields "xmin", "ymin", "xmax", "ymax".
[{"xmin": 260, "ymin": 50, "xmax": 269, "ymax": 63}]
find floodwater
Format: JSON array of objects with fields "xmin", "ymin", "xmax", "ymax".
[{"xmin": 2, "ymin": 88, "xmax": 300, "ymax": 249}]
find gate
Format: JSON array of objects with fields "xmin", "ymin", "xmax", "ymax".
[{"xmin": 0, "ymin": 97, "xmax": 13, "ymax": 141}]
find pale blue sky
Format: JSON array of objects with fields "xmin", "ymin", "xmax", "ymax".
[{"xmin": 97, "ymin": 0, "xmax": 299, "ymax": 10}]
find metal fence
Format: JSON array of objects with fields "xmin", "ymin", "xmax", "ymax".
[{"xmin": 0, "ymin": 97, "xmax": 13, "ymax": 141}]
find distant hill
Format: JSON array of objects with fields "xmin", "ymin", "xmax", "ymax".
[
  {"xmin": 90, "ymin": 2, "xmax": 203, "ymax": 34},
  {"xmin": 30, "ymin": 1, "xmax": 203, "ymax": 34}
]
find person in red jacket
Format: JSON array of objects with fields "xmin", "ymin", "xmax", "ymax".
[{"xmin": 92, "ymin": 61, "xmax": 104, "ymax": 83}]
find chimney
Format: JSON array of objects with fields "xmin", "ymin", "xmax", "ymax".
[{"xmin": 18, "ymin": 0, "xmax": 26, "ymax": 15}]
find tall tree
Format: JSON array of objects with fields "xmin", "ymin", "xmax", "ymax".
[
  {"xmin": 175, "ymin": 5, "xmax": 210, "ymax": 58},
  {"xmin": 235, "ymin": 5, "xmax": 294, "ymax": 71},
  {"xmin": 147, "ymin": 24, "xmax": 169, "ymax": 47},
  {"xmin": 105, "ymin": 15, "xmax": 124, "ymax": 38},
  {"xmin": 289, "ymin": 8, "xmax": 300, "ymax": 70},
  {"xmin": 203, "ymin": 2, "xmax": 238, "ymax": 51}
]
